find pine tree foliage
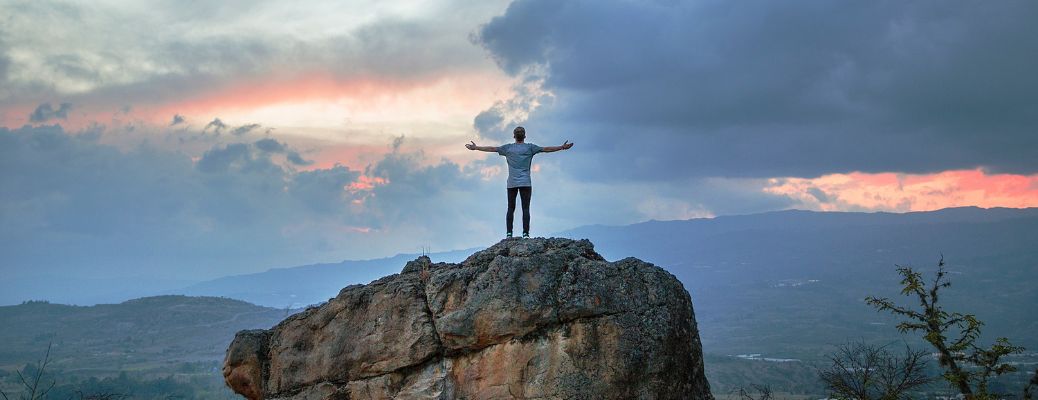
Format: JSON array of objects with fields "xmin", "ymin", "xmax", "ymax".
[{"xmin": 865, "ymin": 257, "xmax": 1025, "ymax": 399}]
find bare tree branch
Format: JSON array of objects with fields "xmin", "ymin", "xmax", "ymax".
[
  {"xmin": 733, "ymin": 384, "xmax": 773, "ymax": 400},
  {"xmin": 820, "ymin": 341, "xmax": 930, "ymax": 400}
]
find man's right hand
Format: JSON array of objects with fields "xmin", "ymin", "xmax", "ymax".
[{"xmin": 466, "ymin": 141, "xmax": 477, "ymax": 150}]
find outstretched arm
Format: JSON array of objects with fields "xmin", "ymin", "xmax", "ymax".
[
  {"xmin": 465, "ymin": 141, "xmax": 498, "ymax": 152},
  {"xmin": 541, "ymin": 141, "xmax": 574, "ymax": 153}
]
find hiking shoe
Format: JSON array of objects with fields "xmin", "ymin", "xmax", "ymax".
[
  {"xmin": 506, "ymin": 232, "xmax": 513, "ymax": 238},
  {"xmin": 522, "ymin": 232, "xmax": 530, "ymax": 238}
]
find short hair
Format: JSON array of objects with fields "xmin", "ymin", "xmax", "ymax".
[{"xmin": 513, "ymin": 126, "xmax": 526, "ymax": 137}]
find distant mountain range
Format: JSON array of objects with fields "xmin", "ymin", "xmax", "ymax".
[
  {"xmin": 0, "ymin": 250, "xmax": 477, "ymax": 307},
  {"xmin": 174, "ymin": 248, "xmax": 476, "ymax": 308},
  {"xmin": 3, "ymin": 207, "xmax": 1036, "ymax": 396},
  {"xmin": 6, "ymin": 207, "xmax": 1036, "ymax": 363},
  {"xmin": 559, "ymin": 206, "xmax": 1038, "ymax": 358},
  {"xmin": 168, "ymin": 206, "xmax": 1038, "ymax": 360}
]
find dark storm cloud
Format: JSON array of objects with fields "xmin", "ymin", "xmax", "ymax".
[
  {"xmin": 204, "ymin": 117, "xmax": 227, "ymax": 134},
  {"xmin": 476, "ymin": 0, "xmax": 1038, "ymax": 179},
  {"xmin": 254, "ymin": 138, "xmax": 312, "ymax": 165},
  {"xmin": 358, "ymin": 137, "xmax": 491, "ymax": 228},
  {"xmin": 0, "ymin": 41, "xmax": 9, "ymax": 82},
  {"xmin": 197, "ymin": 139, "xmax": 317, "ymax": 173},
  {"xmin": 285, "ymin": 152, "xmax": 311, "ymax": 166},
  {"xmin": 0, "ymin": 125, "xmax": 361, "ymax": 278},
  {"xmin": 290, "ymin": 166, "xmax": 360, "ymax": 213},
  {"xmin": 367, "ymin": 152, "xmax": 473, "ymax": 194},
  {"xmin": 196, "ymin": 143, "xmax": 266, "ymax": 173},
  {"xmin": 29, "ymin": 102, "xmax": 72, "ymax": 123},
  {"xmin": 254, "ymin": 138, "xmax": 287, "ymax": 152},
  {"xmin": 473, "ymin": 107, "xmax": 505, "ymax": 137},
  {"xmin": 0, "ymin": 125, "xmax": 501, "ymax": 283},
  {"xmin": 231, "ymin": 123, "xmax": 261, "ymax": 136},
  {"xmin": 170, "ymin": 114, "xmax": 185, "ymax": 126}
]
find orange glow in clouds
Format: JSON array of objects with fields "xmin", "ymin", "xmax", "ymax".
[
  {"xmin": 347, "ymin": 176, "xmax": 388, "ymax": 192},
  {"xmin": 154, "ymin": 74, "xmax": 410, "ymax": 117},
  {"xmin": 1, "ymin": 70, "xmax": 511, "ymax": 136},
  {"xmin": 149, "ymin": 71, "xmax": 512, "ymax": 132},
  {"xmin": 765, "ymin": 169, "xmax": 1038, "ymax": 212}
]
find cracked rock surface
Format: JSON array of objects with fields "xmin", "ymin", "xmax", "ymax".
[{"xmin": 223, "ymin": 238, "xmax": 712, "ymax": 400}]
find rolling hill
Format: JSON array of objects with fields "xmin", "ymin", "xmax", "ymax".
[{"xmin": 0, "ymin": 295, "xmax": 285, "ymax": 373}]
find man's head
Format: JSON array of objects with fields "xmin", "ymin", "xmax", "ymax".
[{"xmin": 513, "ymin": 126, "xmax": 526, "ymax": 142}]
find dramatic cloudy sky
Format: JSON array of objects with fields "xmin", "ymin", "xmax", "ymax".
[{"xmin": 2, "ymin": 0, "xmax": 1037, "ymax": 287}]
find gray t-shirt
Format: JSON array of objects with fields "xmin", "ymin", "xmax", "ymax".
[{"xmin": 497, "ymin": 142, "xmax": 543, "ymax": 188}]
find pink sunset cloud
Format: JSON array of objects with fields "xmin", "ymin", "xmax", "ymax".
[
  {"xmin": 765, "ymin": 169, "xmax": 1038, "ymax": 212},
  {"xmin": 150, "ymin": 74, "xmax": 420, "ymax": 118},
  {"xmin": 6, "ymin": 71, "xmax": 508, "ymax": 124}
]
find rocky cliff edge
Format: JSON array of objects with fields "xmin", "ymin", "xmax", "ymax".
[{"xmin": 223, "ymin": 237, "xmax": 712, "ymax": 400}]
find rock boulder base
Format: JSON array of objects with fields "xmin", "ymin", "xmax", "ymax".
[{"xmin": 224, "ymin": 238, "xmax": 712, "ymax": 399}]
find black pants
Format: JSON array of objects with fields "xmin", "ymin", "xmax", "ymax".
[{"xmin": 506, "ymin": 186, "xmax": 532, "ymax": 234}]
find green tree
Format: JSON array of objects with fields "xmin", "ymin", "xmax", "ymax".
[{"xmin": 865, "ymin": 258, "xmax": 1026, "ymax": 400}]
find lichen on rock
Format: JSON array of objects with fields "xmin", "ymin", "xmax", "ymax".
[{"xmin": 224, "ymin": 237, "xmax": 712, "ymax": 399}]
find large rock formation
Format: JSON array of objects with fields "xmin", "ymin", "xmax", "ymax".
[{"xmin": 224, "ymin": 238, "xmax": 712, "ymax": 400}]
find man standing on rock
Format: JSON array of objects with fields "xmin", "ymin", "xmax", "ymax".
[{"xmin": 466, "ymin": 126, "xmax": 574, "ymax": 238}]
